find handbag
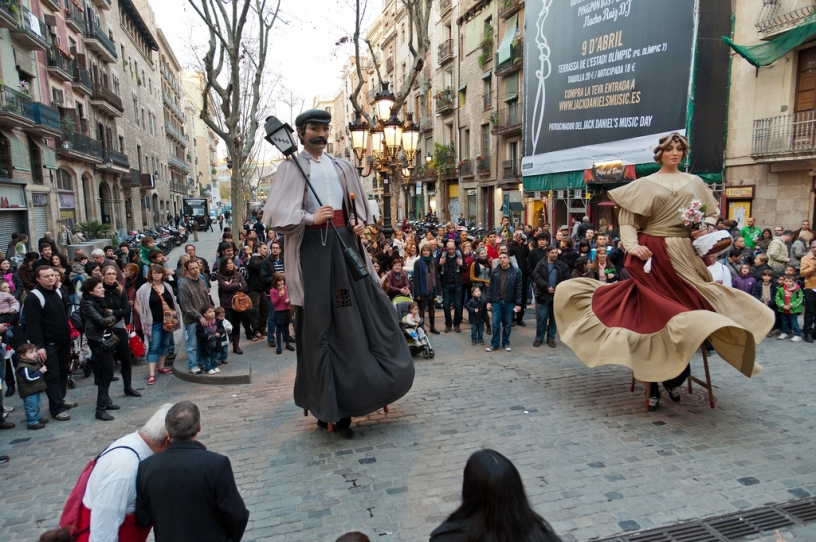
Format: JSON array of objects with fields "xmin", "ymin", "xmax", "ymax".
[
  {"xmin": 153, "ymin": 285, "xmax": 180, "ymax": 332},
  {"xmin": 100, "ymin": 330, "xmax": 120, "ymax": 352},
  {"xmin": 232, "ymin": 291, "xmax": 252, "ymax": 312},
  {"xmin": 127, "ymin": 323, "xmax": 146, "ymax": 358}
]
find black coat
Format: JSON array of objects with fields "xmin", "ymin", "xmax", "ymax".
[
  {"xmin": 102, "ymin": 282, "xmax": 130, "ymax": 324},
  {"xmin": 509, "ymin": 240, "xmax": 530, "ymax": 275},
  {"xmin": 430, "ymin": 518, "xmax": 561, "ymax": 542},
  {"xmin": 135, "ymin": 440, "xmax": 249, "ymax": 542},
  {"xmin": 486, "ymin": 265, "xmax": 523, "ymax": 306},
  {"xmin": 559, "ymin": 247, "xmax": 579, "ymax": 270},
  {"xmin": 80, "ymin": 295, "xmax": 115, "ymax": 342},
  {"xmin": 531, "ymin": 258, "xmax": 571, "ymax": 303}
]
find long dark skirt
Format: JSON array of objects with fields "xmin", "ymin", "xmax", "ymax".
[{"xmin": 294, "ymin": 227, "xmax": 415, "ymax": 422}]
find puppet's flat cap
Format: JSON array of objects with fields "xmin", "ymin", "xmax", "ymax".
[{"xmin": 295, "ymin": 109, "xmax": 332, "ymax": 128}]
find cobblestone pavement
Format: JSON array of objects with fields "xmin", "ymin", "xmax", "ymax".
[{"xmin": 2, "ymin": 229, "xmax": 816, "ymax": 541}]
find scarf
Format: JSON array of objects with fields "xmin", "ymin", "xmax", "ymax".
[
  {"xmin": 2, "ymin": 272, "xmax": 14, "ymax": 293},
  {"xmin": 419, "ymin": 255, "xmax": 436, "ymax": 296}
]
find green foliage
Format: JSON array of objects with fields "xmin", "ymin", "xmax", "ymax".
[
  {"xmin": 433, "ymin": 142, "xmax": 456, "ymax": 177},
  {"xmin": 60, "ymin": 115, "xmax": 76, "ymax": 132},
  {"xmin": 77, "ymin": 220, "xmax": 112, "ymax": 240},
  {"xmin": 478, "ymin": 52, "xmax": 490, "ymax": 68}
]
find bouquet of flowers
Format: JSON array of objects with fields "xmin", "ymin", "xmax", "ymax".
[{"xmin": 679, "ymin": 199, "xmax": 732, "ymax": 258}]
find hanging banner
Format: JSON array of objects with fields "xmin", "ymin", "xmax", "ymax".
[{"xmin": 522, "ymin": 0, "xmax": 696, "ymax": 175}]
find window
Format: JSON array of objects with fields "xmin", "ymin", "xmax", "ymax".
[
  {"xmin": 137, "ymin": 145, "xmax": 142, "ymax": 171},
  {"xmin": 141, "ymin": 108, "xmax": 146, "ymax": 130},
  {"xmin": 28, "ymin": 138, "xmax": 42, "ymax": 184},
  {"xmin": 505, "ymin": 73, "xmax": 519, "ymax": 102},
  {"xmin": 119, "ymin": 136, "xmax": 124, "ymax": 153},
  {"xmin": 481, "ymin": 124, "xmax": 490, "ymax": 157},
  {"xmin": 461, "ymin": 128, "xmax": 470, "ymax": 159},
  {"xmin": 57, "ymin": 169, "xmax": 73, "ymax": 191},
  {"xmin": 52, "ymin": 88, "xmax": 64, "ymax": 107},
  {"xmin": 459, "ymin": 86, "xmax": 466, "ymax": 107},
  {"xmin": 133, "ymin": 97, "xmax": 139, "ymax": 126}
]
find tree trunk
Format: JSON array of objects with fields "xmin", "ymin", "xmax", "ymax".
[{"xmin": 230, "ymin": 148, "xmax": 245, "ymax": 231}]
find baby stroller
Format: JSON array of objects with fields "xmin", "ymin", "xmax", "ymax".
[{"xmin": 392, "ymin": 295, "xmax": 434, "ymax": 359}]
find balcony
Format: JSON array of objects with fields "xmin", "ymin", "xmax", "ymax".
[
  {"xmin": 499, "ymin": 0, "xmax": 523, "ymax": 19},
  {"xmin": 83, "ymin": 21, "xmax": 117, "ymax": 63},
  {"xmin": 476, "ymin": 155, "xmax": 491, "ymax": 176},
  {"xmin": 169, "ymin": 154, "xmax": 190, "ymax": 174},
  {"xmin": 98, "ymin": 148, "xmax": 130, "ymax": 174},
  {"xmin": 10, "ymin": 6, "xmax": 47, "ymax": 52},
  {"xmin": 755, "ymin": 0, "xmax": 815, "ymax": 38},
  {"xmin": 367, "ymin": 88, "xmax": 377, "ymax": 103},
  {"xmin": 90, "ymin": 83, "xmax": 124, "ymax": 116},
  {"xmin": 751, "ymin": 111, "xmax": 816, "ymax": 160},
  {"xmin": 0, "ymin": 1, "xmax": 16, "ymax": 30},
  {"xmin": 413, "ymin": 165, "xmax": 437, "ymax": 182},
  {"xmin": 47, "ymin": 48, "xmax": 74, "ymax": 82},
  {"xmin": 420, "ymin": 116, "xmax": 434, "ymax": 133},
  {"xmin": 89, "ymin": 0, "xmax": 111, "ymax": 11},
  {"xmin": 438, "ymin": 39, "xmax": 454, "ymax": 65},
  {"xmin": 55, "ymin": 130, "xmax": 104, "ymax": 163},
  {"xmin": 436, "ymin": 144, "xmax": 457, "ymax": 179},
  {"xmin": 170, "ymin": 180, "xmax": 186, "ymax": 193},
  {"xmin": 65, "ymin": 3, "xmax": 84, "ymax": 32},
  {"xmin": 459, "ymin": 158, "xmax": 474, "ymax": 178},
  {"xmin": 123, "ymin": 168, "xmax": 141, "ymax": 187},
  {"xmin": 166, "ymin": 123, "xmax": 187, "ymax": 146},
  {"xmin": 163, "ymin": 91, "xmax": 185, "ymax": 121},
  {"xmin": 438, "ymin": 0, "xmax": 452, "ymax": 16},
  {"xmin": 26, "ymin": 102, "xmax": 61, "ymax": 137},
  {"xmin": 490, "ymin": 104, "xmax": 522, "ymax": 136},
  {"xmin": 502, "ymin": 159, "xmax": 520, "ymax": 180},
  {"xmin": 386, "ymin": 57, "xmax": 394, "ymax": 73},
  {"xmin": 0, "ymin": 85, "xmax": 34, "ymax": 128},
  {"xmin": 140, "ymin": 173, "xmax": 154, "ymax": 189},
  {"xmin": 42, "ymin": 0, "xmax": 61, "ymax": 10},
  {"xmin": 73, "ymin": 65, "xmax": 93, "ymax": 96},
  {"xmin": 496, "ymin": 37, "xmax": 523, "ymax": 77},
  {"xmin": 435, "ymin": 88, "xmax": 455, "ymax": 115}
]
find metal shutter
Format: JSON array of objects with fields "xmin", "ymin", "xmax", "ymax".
[
  {"xmin": 34, "ymin": 206, "xmax": 48, "ymax": 241},
  {"xmin": 0, "ymin": 212, "xmax": 27, "ymax": 257}
]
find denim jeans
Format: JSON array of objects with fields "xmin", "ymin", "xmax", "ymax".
[
  {"xmin": 200, "ymin": 354, "xmax": 218, "ymax": 372},
  {"xmin": 535, "ymin": 301, "xmax": 557, "ymax": 342},
  {"xmin": 490, "ymin": 301, "xmax": 515, "ymax": 348},
  {"xmin": 442, "ymin": 283, "xmax": 463, "ymax": 328},
  {"xmin": 781, "ymin": 313, "xmax": 801, "ymax": 336},
  {"xmin": 185, "ymin": 322, "xmax": 200, "ymax": 370},
  {"xmin": 220, "ymin": 342, "xmax": 229, "ymax": 363},
  {"xmin": 267, "ymin": 309, "xmax": 276, "ymax": 344},
  {"xmin": 147, "ymin": 322, "xmax": 175, "ymax": 363},
  {"xmin": 23, "ymin": 392, "xmax": 41, "ymax": 426},
  {"xmin": 470, "ymin": 322, "xmax": 484, "ymax": 343}
]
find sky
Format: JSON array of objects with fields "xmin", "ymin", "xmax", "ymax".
[{"xmin": 152, "ymin": 0, "xmax": 376, "ymax": 127}]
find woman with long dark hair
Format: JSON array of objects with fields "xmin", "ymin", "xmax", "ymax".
[
  {"xmin": 430, "ymin": 449, "xmax": 561, "ymax": 542},
  {"xmin": 412, "ymin": 244, "xmax": 440, "ymax": 334},
  {"xmin": 80, "ymin": 277, "xmax": 119, "ymax": 420},
  {"xmin": 100, "ymin": 265, "xmax": 140, "ymax": 397},
  {"xmin": 135, "ymin": 264, "xmax": 177, "ymax": 384},
  {"xmin": 216, "ymin": 257, "xmax": 251, "ymax": 354}
]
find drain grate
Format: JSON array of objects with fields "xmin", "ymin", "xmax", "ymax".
[{"xmin": 597, "ymin": 496, "xmax": 816, "ymax": 541}]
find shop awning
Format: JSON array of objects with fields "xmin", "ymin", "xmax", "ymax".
[
  {"xmin": 497, "ymin": 14, "xmax": 518, "ymax": 65},
  {"xmin": 32, "ymin": 139, "xmax": 58, "ymax": 170},
  {"xmin": 0, "ymin": 129, "xmax": 30, "ymax": 173},
  {"xmin": 523, "ymin": 170, "xmax": 584, "ymax": 192},
  {"xmin": 724, "ymin": 15, "xmax": 816, "ymax": 67}
]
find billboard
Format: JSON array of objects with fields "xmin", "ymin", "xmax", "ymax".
[{"xmin": 522, "ymin": 0, "xmax": 697, "ymax": 175}]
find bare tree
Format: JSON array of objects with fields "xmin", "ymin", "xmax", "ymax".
[{"xmin": 186, "ymin": 0, "xmax": 281, "ymax": 229}]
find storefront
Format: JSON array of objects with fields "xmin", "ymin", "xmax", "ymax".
[
  {"xmin": 31, "ymin": 192, "xmax": 50, "ymax": 241},
  {"xmin": 0, "ymin": 183, "xmax": 29, "ymax": 253},
  {"xmin": 722, "ymin": 185, "xmax": 754, "ymax": 231},
  {"xmin": 447, "ymin": 182, "xmax": 459, "ymax": 222},
  {"xmin": 58, "ymin": 192, "xmax": 77, "ymax": 231}
]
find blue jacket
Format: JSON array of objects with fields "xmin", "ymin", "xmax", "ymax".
[{"xmin": 486, "ymin": 265, "xmax": 522, "ymax": 306}]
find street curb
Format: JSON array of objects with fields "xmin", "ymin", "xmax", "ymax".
[{"xmin": 171, "ymin": 361, "xmax": 252, "ymax": 385}]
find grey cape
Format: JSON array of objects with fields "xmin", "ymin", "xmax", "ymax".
[{"xmin": 263, "ymin": 153, "xmax": 414, "ymax": 422}]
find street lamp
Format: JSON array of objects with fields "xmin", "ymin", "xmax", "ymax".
[
  {"xmin": 348, "ymin": 112, "xmax": 369, "ymax": 173},
  {"xmin": 425, "ymin": 152, "xmax": 432, "ymax": 164},
  {"xmin": 401, "ymin": 112, "xmax": 419, "ymax": 167},
  {"xmin": 373, "ymin": 82, "xmax": 396, "ymax": 121},
  {"xmin": 382, "ymin": 109, "xmax": 404, "ymax": 159}
]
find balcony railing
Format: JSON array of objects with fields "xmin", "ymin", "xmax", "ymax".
[
  {"xmin": 141, "ymin": 173, "xmax": 153, "ymax": 188},
  {"xmin": 85, "ymin": 20, "xmax": 117, "ymax": 59},
  {"xmin": 31, "ymin": 102, "xmax": 60, "ymax": 131},
  {"xmin": 162, "ymin": 91, "xmax": 185, "ymax": 120},
  {"xmin": 435, "ymin": 88, "xmax": 454, "ymax": 114},
  {"xmin": 386, "ymin": 57, "xmax": 394, "ymax": 72},
  {"xmin": 65, "ymin": 1, "xmax": 85, "ymax": 32},
  {"xmin": 92, "ymin": 83, "xmax": 124, "ymax": 112},
  {"xmin": 125, "ymin": 168, "xmax": 141, "ymax": 186},
  {"xmin": 438, "ymin": 39, "xmax": 454, "ymax": 64},
  {"xmin": 476, "ymin": 155, "xmax": 490, "ymax": 175},
  {"xmin": 499, "ymin": 0, "xmax": 524, "ymax": 19},
  {"xmin": 169, "ymin": 154, "xmax": 190, "ymax": 174},
  {"xmin": 502, "ymin": 159, "xmax": 520, "ymax": 179},
  {"xmin": 56, "ymin": 130, "xmax": 103, "ymax": 160},
  {"xmin": 0, "ymin": 1, "xmax": 16, "ymax": 23},
  {"xmin": 14, "ymin": 6, "xmax": 48, "ymax": 50},
  {"xmin": 490, "ymin": 104, "xmax": 521, "ymax": 135},
  {"xmin": 755, "ymin": 0, "xmax": 816, "ymax": 35},
  {"xmin": 166, "ymin": 123, "xmax": 187, "ymax": 145},
  {"xmin": 47, "ymin": 47, "xmax": 74, "ymax": 80},
  {"xmin": 483, "ymin": 91, "xmax": 492, "ymax": 111},
  {"xmin": 751, "ymin": 111, "xmax": 816, "ymax": 157},
  {"xmin": 103, "ymin": 148, "xmax": 129, "ymax": 168},
  {"xmin": 42, "ymin": 0, "xmax": 62, "ymax": 10},
  {"xmin": 459, "ymin": 158, "xmax": 473, "ymax": 177},
  {"xmin": 496, "ymin": 38, "xmax": 523, "ymax": 75},
  {"xmin": 73, "ymin": 65, "xmax": 93, "ymax": 95},
  {"xmin": 0, "ymin": 85, "xmax": 34, "ymax": 120}
]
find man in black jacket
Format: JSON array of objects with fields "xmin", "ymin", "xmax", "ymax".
[
  {"xmin": 246, "ymin": 243, "xmax": 269, "ymax": 341},
  {"xmin": 485, "ymin": 253, "xmax": 522, "ymax": 352},
  {"xmin": 23, "ymin": 266, "xmax": 75, "ymax": 420},
  {"xmin": 136, "ymin": 401, "xmax": 249, "ymax": 542},
  {"xmin": 532, "ymin": 246, "xmax": 570, "ymax": 348},
  {"xmin": 509, "ymin": 231, "xmax": 530, "ymax": 326},
  {"xmin": 438, "ymin": 240, "xmax": 465, "ymax": 332},
  {"xmin": 260, "ymin": 242, "xmax": 283, "ymax": 348},
  {"xmin": 31, "ymin": 243, "xmax": 54, "ymax": 273}
]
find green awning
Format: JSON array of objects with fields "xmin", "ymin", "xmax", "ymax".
[
  {"xmin": 0, "ymin": 129, "xmax": 30, "ymax": 173},
  {"xmin": 33, "ymin": 139, "xmax": 57, "ymax": 170},
  {"xmin": 523, "ymin": 170, "xmax": 584, "ymax": 192},
  {"xmin": 497, "ymin": 14, "xmax": 518, "ymax": 65},
  {"xmin": 724, "ymin": 15, "xmax": 816, "ymax": 67}
]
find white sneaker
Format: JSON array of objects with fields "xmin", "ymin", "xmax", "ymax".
[
  {"xmin": 485, "ymin": 346, "xmax": 495, "ymax": 352},
  {"xmin": 504, "ymin": 346, "xmax": 512, "ymax": 352},
  {"xmin": 791, "ymin": 335, "xmax": 803, "ymax": 342},
  {"xmin": 778, "ymin": 333, "xmax": 789, "ymax": 340},
  {"xmin": 206, "ymin": 369, "xmax": 217, "ymax": 375},
  {"xmin": 189, "ymin": 367, "xmax": 202, "ymax": 374},
  {"xmin": 214, "ymin": 367, "xmax": 221, "ymax": 373},
  {"xmin": 2, "ymin": 405, "xmax": 12, "ymax": 413}
]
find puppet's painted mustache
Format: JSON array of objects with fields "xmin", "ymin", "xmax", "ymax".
[{"xmin": 309, "ymin": 137, "xmax": 328, "ymax": 145}]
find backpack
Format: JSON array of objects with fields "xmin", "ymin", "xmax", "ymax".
[
  {"xmin": 19, "ymin": 288, "xmax": 62, "ymax": 336},
  {"xmin": 59, "ymin": 446, "xmax": 140, "ymax": 535}
]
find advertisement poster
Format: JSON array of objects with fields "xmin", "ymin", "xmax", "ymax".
[{"xmin": 522, "ymin": 0, "xmax": 696, "ymax": 175}]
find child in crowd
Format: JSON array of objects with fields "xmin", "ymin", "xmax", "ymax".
[
  {"xmin": 465, "ymin": 286, "xmax": 487, "ymax": 345},
  {"xmin": 776, "ymin": 275, "xmax": 803, "ymax": 341},
  {"xmin": 215, "ymin": 307, "xmax": 232, "ymax": 365},
  {"xmin": 269, "ymin": 273, "xmax": 295, "ymax": 355},
  {"xmin": 402, "ymin": 302, "xmax": 428, "ymax": 343},
  {"xmin": 195, "ymin": 305, "xmax": 224, "ymax": 374},
  {"xmin": 0, "ymin": 280, "xmax": 20, "ymax": 325},
  {"xmin": 733, "ymin": 264, "xmax": 756, "ymax": 295},
  {"xmin": 15, "ymin": 344, "xmax": 47, "ymax": 430},
  {"xmin": 753, "ymin": 269, "xmax": 779, "ymax": 337}
]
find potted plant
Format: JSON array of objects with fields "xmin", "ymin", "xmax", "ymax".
[
  {"xmin": 489, "ymin": 113, "xmax": 500, "ymax": 128},
  {"xmin": 77, "ymin": 220, "xmax": 112, "ymax": 240}
]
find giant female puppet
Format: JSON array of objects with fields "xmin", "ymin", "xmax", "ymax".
[
  {"xmin": 554, "ymin": 133, "xmax": 774, "ymax": 411},
  {"xmin": 262, "ymin": 109, "xmax": 414, "ymax": 438}
]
